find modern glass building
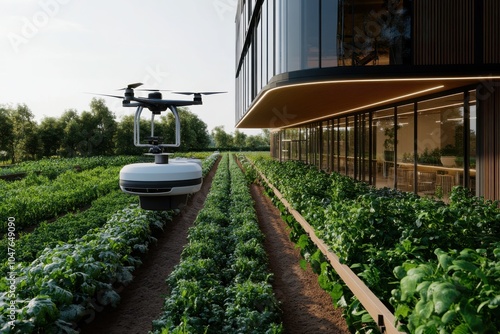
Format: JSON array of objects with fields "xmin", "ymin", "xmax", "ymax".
[{"xmin": 235, "ymin": 0, "xmax": 500, "ymax": 201}]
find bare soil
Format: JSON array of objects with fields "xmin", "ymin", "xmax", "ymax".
[
  {"xmin": 251, "ymin": 183, "xmax": 349, "ymax": 334},
  {"xmin": 80, "ymin": 160, "xmax": 350, "ymax": 333}
]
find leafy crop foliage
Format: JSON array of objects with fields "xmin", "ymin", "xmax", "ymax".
[
  {"xmin": 393, "ymin": 246, "xmax": 500, "ymax": 333},
  {"xmin": 0, "ymin": 153, "xmax": 220, "ymax": 333},
  {"xmin": 0, "ymin": 190, "xmax": 137, "ymax": 271},
  {"xmin": 0, "ymin": 166, "xmax": 123, "ymax": 230},
  {"xmin": 244, "ymin": 154, "xmax": 500, "ymax": 333},
  {"xmin": 0, "ymin": 206, "xmax": 172, "ymax": 333},
  {"xmin": 151, "ymin": 154, "xmax": 282, "ymax": 334},
  {"xmin": 0, "ymin": 156, "xmax": 140, "ymax": 179},
  {"xmin": 0, "ymin": 154, "xmax": 215, "ymax": 231}
]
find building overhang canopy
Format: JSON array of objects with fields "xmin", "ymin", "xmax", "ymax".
[{"xmin": 236, "ymin": 66, "xmax": 500, "ymax": 129}]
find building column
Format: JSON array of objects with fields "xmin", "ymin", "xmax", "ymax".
[{"xmin": 476, "ymin": 80, "xmax": 500, "ymax": 201}]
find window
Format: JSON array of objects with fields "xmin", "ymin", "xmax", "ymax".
[
  {"xmin": 396, "ymin": 104, "xmax": 414, "ymax": 192},
  {"xmin": 267, "ymin": 0, "xmax": 275, "ymax": 80},
  {"xmin": 322, "ymin": 121, "xmax": 332, "ymax": 172},
  {"xmin": 303, "ymin": 0, "xmax": 320, "ymax": 68},
  {"xmin": 417, "ymin": 93, "xmax": 466, "ymax": 199},
  {"xmin": 468, "ymin": 90, "xmax": 477, "ymax": 192},
  {"xmin": 321, "ymin": 0, "xmax": 339, "ymax": 67},
  {"xmin": 272, "ymin": 90, "xmax": 477, "ymax": 201},
  {"xmin": 338, "ymin": 0, "xmax": 411, "ymax": 66},
  {"xmin": 373, "ymin": 107, "xmax": 394, "ymax": 185}
]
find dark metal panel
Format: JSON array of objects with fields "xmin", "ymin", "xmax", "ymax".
[
  {"xmin": 484, "ymin": 0, "xmax": 500, "ymax": 64},
  {"xmin": 414, "ymin": 0, "xmax": 475, "ymax": 65}
]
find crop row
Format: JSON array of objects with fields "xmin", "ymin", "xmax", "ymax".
[
  {"xmin": 0, "ymin": 153, "xmax": 221, "ymax": 333},
  {"xmin": 0, "ymin": 166, "xmax": 125, "ymax": 230},
  {"xmin": 0, "ymin": 153, "xmax": 218, "ymax": 231},
  {"xmin": 0, "ymin": 204, "xmax": 172, "ymax": 333},
  {"xmin": 150, "ymin": 154, "xmax": 282, "ymax": 334},
  {"xmin": 0, "ymin": 153, "xmax": 220, "ymax": 269},
  {"xmin": 0, "ymin": 190, "xmax": 137, "ymax": 271},
  {"xmin": 243, "ymin": 154, "xmax": 500, "ymax": 333},
  {"xmin": 0, "ymin": 156, "xmax": 140, "ymax": 179}
]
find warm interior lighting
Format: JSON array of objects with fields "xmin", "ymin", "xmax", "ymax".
[
  {"xmin": 418, "ymin": 102, "xmax": 467, "ymax": 113},
  {"xmin": 291, "ymin": 85, "xmax": 444, "ymax": 127}
]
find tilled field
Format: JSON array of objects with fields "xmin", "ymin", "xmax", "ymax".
[{"xmin": 81, "ymin": 159, "xmax": 349, "ymax": 334}]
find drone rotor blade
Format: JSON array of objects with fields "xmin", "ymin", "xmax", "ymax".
[
  {"xmin": 200, "ymin": 91, "xmax": 227, "ymax": 95},
  {"xmin": 173, "ymin": 91, "xmax": 227, "ymax": 95},
  {"xmin": 87, "ymin": 93, "xmax": 124, "ymax": 99},
  {"xmin": 118, "ymin": 82, "xmax": 143, "ymax": 90},
  {"xmin": 128, "ymin": 82, "xmax": 143, "ymax": 89},
  {"xmin": 136, "ymin": 89, "xmax": 171, "ymax": 92}
]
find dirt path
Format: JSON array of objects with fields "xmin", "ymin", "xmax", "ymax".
[
  {"xmin": 81, "ymin": 158, "xmax": 350, "ymax": 333},
  {"xmin": 80, "ymin": 159, "xmax": 219, "ymax": 334},
  {"xmin": 251, "ymin": 184, "xmax": 349, "ymax": 334}
]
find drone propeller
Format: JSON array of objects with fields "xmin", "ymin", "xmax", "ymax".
[
  {"xmin": 118, "ymin": 82, "xmax": 143, "ymax": 90},
  {"xmin": 136, "ymin": 89, "xmax": 171, "ymax": 92},
  {"xmin": 87, "ymin": 93, "xmax": 124, "ymax": 99},
  {"xmin": 173, "ymin": 91, "xmax": 227, "ymax": 96}
]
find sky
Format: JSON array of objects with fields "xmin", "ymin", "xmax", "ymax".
[{"xmin": 0, "ymin": 0, "xmax": 256, "ymax": 135}]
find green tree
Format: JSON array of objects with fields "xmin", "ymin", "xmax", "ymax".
[
  {"xmin": 9, "ymin": 104, "xmax": 38, "ymax": 162},
  {"xmin": 233, "ymin": 130, "xmax": 247, "ymax": 149},
  {"xmin": 261, "ymin": 128, "xmax": 271, "ymax": 144},
  {"xmin": 211, "ymin": 126, "xmax": 234, "ymax": 148},
  {"xmin": 59, "ymin": 99, "xmax": 117, "ymax": 157},
  {"xmin": 114, "ymin": 114, "xmax": 151, "ymax": 155},
  {"xmin": 58, "ymin": 109, "xmax": 79, "ymax": 127},
  {"xmin": 0, "ymin": 106, "xmax": 14, "ymax": 162},
  {"xmin": 245, "ymin": 135, "xmax": 261, "ymax": 149},
  {"xmin": 160, "ymin": 107, "xmax": 210, "ymax": 151},
  {"xmin": 245, "ymin": 129, "xmax": 270, "ymax": 149},
  {"xmin": 60, "ymin": 116, "xmax": 86, "ymax": 157},
  {"xmin": 58, "ymin": 109, "xmax": 81, "ymax": 157},
  {"xmin": 38, "ymin": 116, "xmax": 64, "ymax": 157},
  {"xmin": 86, "ymin": 98, "xmax": 117, "ymax": 155}
]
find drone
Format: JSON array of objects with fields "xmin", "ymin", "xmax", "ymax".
[{"xmin": 97, "ymin": 82, "xmax": 225, "ymax": 211}]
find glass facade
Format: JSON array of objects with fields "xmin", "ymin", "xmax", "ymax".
[
  {"xmin": 237, "ymin": 0, "xmax": 412, "ymax": 71},
  {"xmin": 271, "ymin": 90, "xmax": 477, "ymax": 201},
  {"xmin": 235, "ymin": 0, "xmax": 486, "ymax": 124},
  {"xmin": 236, "ymin": 0, "xmax": 414, "ymax": 121},
  {"xmin": 237, "ymin": 0, "xmax": 499, "ymax": 201}
]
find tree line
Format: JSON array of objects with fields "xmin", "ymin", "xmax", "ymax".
[{"xmin": 0, "ymin": 98, "xmax": 270, "ymax": 163}]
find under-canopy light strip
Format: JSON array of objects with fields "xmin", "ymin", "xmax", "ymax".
[
  {"xmin": 290, "ymin": 85, "xmax": 444, "ymax": 127},
  {"xmin": 237, "ymin": 76, "xmax": 500, "ymax": 128}
]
